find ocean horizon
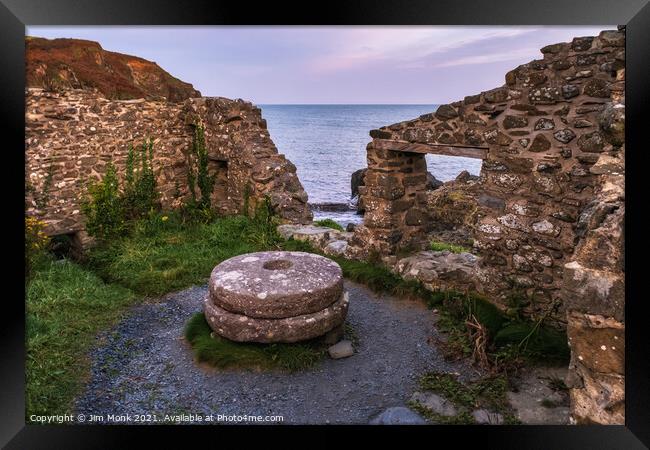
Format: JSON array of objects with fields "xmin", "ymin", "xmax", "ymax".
[{"xmin": 260, "ymin": 104, "xmax": 482, "ymax": 225}]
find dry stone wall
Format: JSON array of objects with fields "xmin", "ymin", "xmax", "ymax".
[
  {"xmin": 348, "ymin": 28, "xmax": 626, "ymax": 425},
  {"xmin": 25, "ymin": 88, "xmax": 312, "ymax": 239},
  {"xmin": 350, "ymin": 29, "xmax": 625, "ymax": 318}
]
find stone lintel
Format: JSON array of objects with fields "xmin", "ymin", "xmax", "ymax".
[{"xmin": 372, "ymin": 138, "xmax": 488, "ymax": 160}]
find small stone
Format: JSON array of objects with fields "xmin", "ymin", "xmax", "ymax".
[
  {"xmin": 328, "ymin": 340, "xmax": 354, "ymax": 359},
  {"xmin": 324, "ymin": 240, "xmax": 348, "ymax": 257},
  {"xmin": 572, "ymin": 36, "xmax": 594, "ymax": 51},
  {"xmin": 534, "ymin": 118, "xmax": 555, "ymax": 130},
  {"xmin": 503, "ymin": 115, "xmax": 529, "ymax": 129},
  {"xmin": 532, "ymin": 219, "xmax": 560, "ymax": 236},
  {"xmin": 369, "ymin": 407, "xmax": 426, "ymax": 425},
  {"xmin": 561, "ymin": 84, "xmax": 580, "ymax": 99},
  {"xmin": 553, "ymin": 128, "xmax": 576, "ymax": 144},
  {"xmin": 435, "ymin": 104, "xmax": 459, "ymax": 120},
  {"xmin": 574, "ymin": 119, "xmax": 593, "ymax": 128},
  {"xmin": 578, "ymin": 131, "xmax": 605, "ymax": 153},
  {"xmin": 583, "ymin": 79, "xmax": 610, "ymax": 98},
  {"xmin": 529, "ymin": 134, "xmax": 551, "ymax": 152},
  {"xmin": 484, "ymin": 88, "xmax": 509, "ymax": 103},
  {"xmin": 599, "ymin": 30, "xmax": 625, "ymax": 47}
]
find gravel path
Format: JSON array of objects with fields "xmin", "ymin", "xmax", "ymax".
[{"xmin": 75, "ymin": 281, "xmax": 473, "ymax": 424}]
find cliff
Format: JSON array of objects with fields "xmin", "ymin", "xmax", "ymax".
[{"xmin": 26, "ymin": 36, "xmax": 201, "ymax": 102}]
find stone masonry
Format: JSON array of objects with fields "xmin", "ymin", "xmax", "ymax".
[
  {"xmin": 347, "ymin": 29, "xmax": 626, "ymax": 424},
  {"xmin": 25, "ymin": 88, "xmax": 312, "ymax": 239}
]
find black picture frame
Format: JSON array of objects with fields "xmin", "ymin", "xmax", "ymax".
[{"xmin": 2, "ymin": 0, "xmax": 649, "ymax": 447}]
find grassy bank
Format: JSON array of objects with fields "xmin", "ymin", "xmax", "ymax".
[
  {"xmin": 26, "ymin": 258, "xmax": 137, "ymax": 417},
  {"xmin": 86, "ymin": 213, "xmax": 274, "ymax": 296}
]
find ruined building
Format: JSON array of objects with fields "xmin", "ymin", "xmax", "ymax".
[
  {"xmin": 25, "ymin": 38, "xmax": 312, "ymax": 246},
  {"xmin": 348, "ymin": 28, "xmax": 625, "ymax": 425}
]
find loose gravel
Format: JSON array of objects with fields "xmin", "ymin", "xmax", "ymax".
[{"xmin": 75, "ymin": 281, "xmax": 473, "ymax": 424}]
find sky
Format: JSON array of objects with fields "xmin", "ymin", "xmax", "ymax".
[{"xmin": 26, "ymin": 26, "xmax": 612, "ymax": 104}]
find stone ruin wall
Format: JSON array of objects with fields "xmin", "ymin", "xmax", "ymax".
[
  {"xmin": 348, "ymin": 29, "xmax": 625, "ymax": 424},
  {"xmin": 25, "ymin": 88, "xmax": 312, "ymax": 243}
]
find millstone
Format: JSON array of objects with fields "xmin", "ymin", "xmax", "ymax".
[{"xmin": 204, "ymin": 251, "xmax": 348, "ymax": 343}]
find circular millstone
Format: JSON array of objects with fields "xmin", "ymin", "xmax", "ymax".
[
  {"xmin": 204, "ymin": 291, "xmax": 349, "ymax": 343},
  {"xmin": 208, "ymin": 251, "xmax": 343, "ymax": 319}
]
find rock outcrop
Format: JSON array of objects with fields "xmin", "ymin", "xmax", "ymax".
[{"xmin": 26, "ymin": 37, "xmax": 201, "ymax": 102}]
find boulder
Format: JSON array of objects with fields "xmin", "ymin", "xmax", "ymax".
[
  {"xmin": 394, "ymin": 251, "xmax": 479, "ymax": 291},
  {"xmin": 350, "ymin": 168, "xmax": 367, "ymax": 198},
  {"xmin": 369, "ymin": 407, "xmax": 427, "ymax": 425},
  {"xmin": 426, "ymin": 172, "xmax": 444, "ymax": 190}
]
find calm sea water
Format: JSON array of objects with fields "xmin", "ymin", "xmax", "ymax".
[{"xmin": 260, "ymin": 105, "xmax": 482, "ymax": 225}]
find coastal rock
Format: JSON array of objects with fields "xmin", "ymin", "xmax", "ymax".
[{"xmin": 351, "ymin": 168, "xmax": 367, "ymax": 198}]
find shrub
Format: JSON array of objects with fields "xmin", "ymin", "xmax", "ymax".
[
  {"xmin": 25, "ymin": 216, "xmax": 50, "ymax": 279},
  {"xmin": 246, "ymin": 195, "xmax": 282, "ymax": 249},
  {"xmin": 122, "ymin": 139, "xmax": 159, "ymax": 220},
  {"xmin": 81, "ymin": 162, "xmax": 125, "ymax": 240},
  {"xmin": 186, "ymin": 122, "xmax": 215, "ymax": 211}
]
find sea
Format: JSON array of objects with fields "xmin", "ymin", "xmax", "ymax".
[{"xmin": 260, "ymin": 104, "xmax": 482, "ymax": 227}]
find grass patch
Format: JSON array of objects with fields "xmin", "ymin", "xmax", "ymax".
[
  {"xmin": 412, "ymin": 371, "xmax": 519, "ymax": 424},
  {"xmin": 26, "ymin": 258, "xmax": 137, "ymax": 418},
  {"xmin": 429, "ymin": 240, "xmax": 470, "ymax": 254},
  {"xmin": 314, "ymin": 219, "xmax": 344, "ymax": 231},
  {"xmin": 86, "ymin": 213, "xmax": 272, "ymax": 296},
  {"xmin": 184, "ymin": 313, "xmax": 326, "ymax": 372}
]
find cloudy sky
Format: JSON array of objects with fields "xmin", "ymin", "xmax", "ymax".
[{"xmin": 27, "ymin": 26, "xmax": 611, "ymax": 104}]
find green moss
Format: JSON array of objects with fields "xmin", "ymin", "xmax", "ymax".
[
  {"xmin": 314, "ymin": 219, "xmax": 344, "ymax": 231},
  {"xmin": 429, "ymin": 240, "xmax": 470, "ymax": 254},
  {"xmin": 184, "ymin": 313, "xmax": 325, "ymax": 372}
]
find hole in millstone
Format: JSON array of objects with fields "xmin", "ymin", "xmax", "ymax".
[{"xmin": 263, "ymin": 259, "xmax": 293, "ymax": 270}]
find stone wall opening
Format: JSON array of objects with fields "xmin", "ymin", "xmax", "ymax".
[{"xmin": 208, "ymin": 157, "xmax": 229, "ymax": 214}]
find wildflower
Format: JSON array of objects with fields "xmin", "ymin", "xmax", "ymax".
[{"xmin": 162, "ymin": 216, "xmax": 169, "ymax": 222}]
